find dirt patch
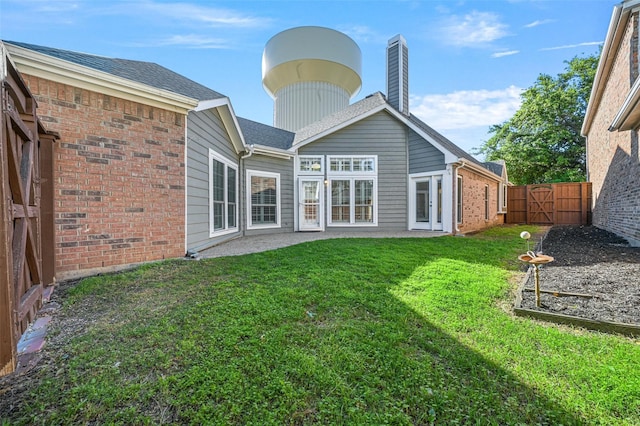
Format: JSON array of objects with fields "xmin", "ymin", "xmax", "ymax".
[{"xmin": 519, "ymin": 225, "xmax": 640, "ymax": 326}]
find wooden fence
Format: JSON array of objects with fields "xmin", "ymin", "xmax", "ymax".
[
  {"xmin": 506, "ymin": 182, "xmax": 591, "ymax": 225},
  {"xmin": 1, "ymin": 45, "xmax": 56, "ymax": 377}
]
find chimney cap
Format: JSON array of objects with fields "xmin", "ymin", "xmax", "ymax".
[{"xmin": 388, "ymin": 34, "xmax": 407, "ymax": 47}]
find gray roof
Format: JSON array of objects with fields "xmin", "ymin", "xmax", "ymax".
[
  {"xmin": 237, "ymin": 117, "xmax": 295, "ymax": 150},
  {"xmin": 4, "ymin": 40, "xmax": 225, "ymax": 101},
  {"xmin": 482, "ymin": 160, "xmax": 505, "ymax": 177},
  {"xmin": 293, "ymin": 92, "xmax": 388, "ymax": 145},
  {"xmin": 292, "ymin": 91, "xmax": 490, "ymax": 170},
  {"xmin": 406, "ymin": 113, "xmax": 485, "ymax": 169}
]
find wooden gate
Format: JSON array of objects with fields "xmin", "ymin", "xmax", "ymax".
[
  {"xmin": 1, "ymin": 44, "xmax": 56, "ymax": 376},
  {"xmin": 506, "ymin": 182, "xmax": 591, "ymax": 225}
]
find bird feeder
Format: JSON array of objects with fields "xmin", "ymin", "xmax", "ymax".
[{"xmin": 518, "ymin": 231, "xmax": 554, "ymax": 307}]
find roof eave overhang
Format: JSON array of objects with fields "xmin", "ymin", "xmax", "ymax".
[
  {"xmin": 194, "ymin": 98, "xmax": 246, "ymax": 154},
  {"xmin": 582, "ymin": 2, "xmax": 638, "ymax": 136},
  {"xmin": 455, "ymin": 158, "xmax": 503, "ymax": 182},
  {"xmin": 253, "ymin": 144, "xmax": 294, "ymax": 159},
  {"xmin": 609, "ymin": 74, "xmax": 640, "ymax": 131},
  {"xmin": 4, "ymin": 42, "xmax": 199, "ymax": 114}
]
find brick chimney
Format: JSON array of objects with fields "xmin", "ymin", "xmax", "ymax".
[{"xmin": 386, "ymin": 34, "xmax": 409, "ymax": 115}]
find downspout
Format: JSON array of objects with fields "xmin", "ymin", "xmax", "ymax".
[
  {"xmin": 184, "ymin": 112, "xmax": 189, "ymax": 256},
  {"xmin": 241, "ymin": 144, "xmax": 255, "ymax": 160},
  {"xmin": 239, "ymin": 145, "xmax": 254, "ymax": 237}
]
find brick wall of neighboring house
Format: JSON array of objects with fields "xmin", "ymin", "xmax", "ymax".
[
  {"xmin": 22, "ymin": 75, "xmax": 187, "ymax": 279},
  {"xmin": 457, "ymin": 168, "xmax": 504, "ymax": 234},
  {"xmin": 587, "ymin": 13, "xmax": 640, "ymax": 246}
]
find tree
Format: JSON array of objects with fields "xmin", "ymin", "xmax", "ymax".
[{"xmin": 476, "ymin": 54, "xmax": 599, "ymax": 185}]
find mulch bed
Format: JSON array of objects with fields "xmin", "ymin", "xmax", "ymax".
[{"xmin": 517, "ymin": 225, "xmax": 640, "ymax": 333}]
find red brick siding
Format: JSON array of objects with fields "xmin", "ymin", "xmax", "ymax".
[
  {"xmin": 457, "ymin": 168, "xmax": 504, "ymax": 234},
  {"xmin": 23, "ymin": 75, "xmax": 186, "ymax": 279},
  {"xmin": 586, "ymin": 13, "xmax": 640, "ymax": 246}
]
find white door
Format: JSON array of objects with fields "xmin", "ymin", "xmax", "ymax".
[
  {"xmin": 299, "ymin": 179, "xmax": 323, "ymax": 231},
  {"xmin": 411, "ymin": 175, "xmax": 443, "ymax": 231}
]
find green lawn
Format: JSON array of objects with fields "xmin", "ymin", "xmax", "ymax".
[{"xmin": 3, "ymin": 225, "xmax": 639, "ymax": 425}]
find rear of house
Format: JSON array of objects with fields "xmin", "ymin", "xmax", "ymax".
[{"xmin": 3, "ymin": 41, "xmax": 217, "ymax": 279}]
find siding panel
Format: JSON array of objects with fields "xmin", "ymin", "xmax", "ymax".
[
  {"xmin": 186, "ymin": 109, "xmax": 241, "ymax": 251},
  {"xmin": 299, "ymin": 111, "xmax": 408, "ymax": 230},
  {"xmin": 244, "ymin": 154, "xmax": 295, "ymax": 235},
  {"xmin": 408, "ymin": 129, "xmax": 445, "ymax": 173}
]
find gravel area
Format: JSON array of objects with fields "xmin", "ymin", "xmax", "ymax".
[{"xmin": 519, "ymin": 225, "xmax": 640, "ymax": 325}]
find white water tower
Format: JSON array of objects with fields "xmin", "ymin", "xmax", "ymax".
[{"xmin": 262, "ymin": 26, "xmax": 362, "ymax": 132}]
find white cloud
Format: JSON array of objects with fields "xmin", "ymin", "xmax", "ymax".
[
  {"xmin": 439, "ymin": 11, "xmax": 508, "ymax": 47},
  {"xmin": 491, "ymin": 50, "xmax": 519, "ymax": 58},
  {"xmin": 153, "ymin": 35, "xmax": 230, "ymax": 49},
  {"xmin": 409, "ymin": 86, "xmax": 523, "ymax": 155},
  {"xmin": 410, "ymin": 86, "xmax": 523, "ymax": 131},
  {"xmin": 138, "ymin": 2, "xmax": 271, "ymax": 28},
  {"xmin": 524, "ymin": 19, "xmax": 554, "ymax": 28},
  {"xmin": 340, "ymin": 25, "xmax": 385, "ymax": 44},
  {"xmin": 540, "ymin": 41, "xmax": 603, "ymax": 51}
]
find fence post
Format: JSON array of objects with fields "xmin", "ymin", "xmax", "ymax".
[{"xmin": 581, "ymin": 182, "xmax": 589, "ymax": 225}]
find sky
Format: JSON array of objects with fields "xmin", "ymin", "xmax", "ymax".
[{"xmin": 0, "ymin": 0, "xmax": 613, "ymax": 159}]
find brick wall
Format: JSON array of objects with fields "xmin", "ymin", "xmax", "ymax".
[
  {"xmin": 457, "ymin": 168, "xmax": 504, "ymax": 234},
  {"xmin": 587, "ymin": 13, "xmax": 640, "ymax": 246},
  {"xmin": 23, "ymin": 75, "xmax": 187, "ymax": 279}
]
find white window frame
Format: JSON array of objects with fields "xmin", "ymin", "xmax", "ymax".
[
  {"xmin": 328, "ymin": 155, "xmax": 377, "ymax": 174},
  {"xmin": 209, "ymin": 149, "xmax": 238, "ymax": 237},
  {"xmin": 327, "ymin": 155, "xmax": 378, "ymax": 227},
  {"xmin": 498, "ymin": 183, "xmax": 508, "ymax": 214},
  {"xmin": 246, "ymin": 170, "xmax": 281, "ymax": 230},
  {"xmin": 297, "ymin": 156, "xmax": 324, "ymax": 175}
]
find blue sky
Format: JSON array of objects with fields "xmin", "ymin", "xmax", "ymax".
[{"xmin": 1, "ymin": 0, "xmax": 612, "ymax": 158}]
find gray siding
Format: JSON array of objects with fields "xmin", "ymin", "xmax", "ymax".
[
  {"xmin": 401, "ymin": 44, "xmax": 409, "ymax": 114},
  {"xmin": 387, "ymin": 40, "xmax": 409, "ymax": 114},
  {"xmin": 243, "ymin": 153, "xmax": 295, "ymax": 236},
  {"xmin": 408, "ymin": 129, "xmax": 446, "ymax": 174},
  {"xmin": 387, "ymin": 44, "xmax": 400, "ymax": 111},
  {"xmin": 299, "ymin": 111, "xmax": 408, "ymax": 230},
  {"xmin": 186, "ymin": 109, "xmax": 241, "ymax": 252}
]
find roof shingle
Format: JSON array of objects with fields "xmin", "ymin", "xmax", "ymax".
[{"xmin": 4, "ymin": 40, "xmax": 225, "ymax": 101}]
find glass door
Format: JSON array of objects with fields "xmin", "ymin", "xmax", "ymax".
[
  {"xmin": 416, "ymin": 180, "xmax": 430, "ymax": 227},
  {"xmin": 411, "ymin": 175, "xmax": 443, "ymax": 230},
  {"xmin": 299, "ymin": 179, "xmax": 323, "ymax": 231}
]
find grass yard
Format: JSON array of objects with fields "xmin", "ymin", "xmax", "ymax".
[{"xmin": 2, "ymin": 225, "xmax": 638, "ymax": 425}]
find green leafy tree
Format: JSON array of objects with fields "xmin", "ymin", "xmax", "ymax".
[{"xmin": 476, "ymin": 54, "xmax": 599, "ymax": 185}]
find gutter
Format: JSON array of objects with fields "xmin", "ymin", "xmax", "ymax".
[
  {"xmin": 240, "ymin": 144, "xmax": 255, "ymax": 160},
  {"xmin": 581, "ymin": 3, "xmax": 625, "ymax": 136}
]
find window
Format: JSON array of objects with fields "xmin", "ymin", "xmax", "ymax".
[
  {"xmin": 498, "ymin": 183, "xmax": 508, "ymax": 213},
  {"xmin": 456, "ymin": 175, "xmax": 463, "ymax": 224},
  {"xmin": 209, "ymin": 150, "xmax": 238, "ymax": 237},
  {"xmin": 330, "ymin": 179, "xmax": 375, "ymax": 224},
  {"xmin": 247, "ymin": 170, "xmax": 280, "ymax": 229},
  {"xmin": 327, "ymin": 155, "xmax": 377, "ymax": 226},
  {"xmin": 298, "ymin": 156, "xmax": 323, "ymax": 174},
  {"xmin": 484, "ymin": 184, "xmax": 490, "ymax": 220},
  {"xmin": 329, "ymin": 156, "xmax": 376, "ymax": 173}
]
